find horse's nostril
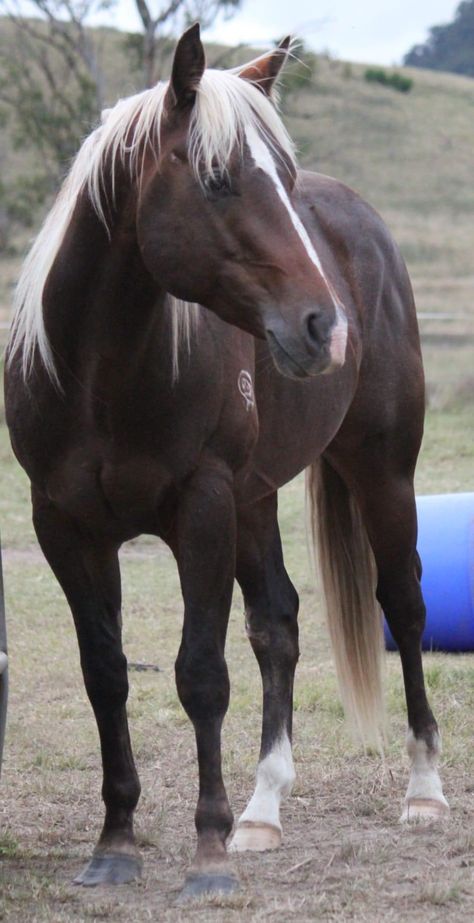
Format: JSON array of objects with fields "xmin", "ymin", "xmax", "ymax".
[{"xmin": 306, "ymin": 311, "xmax": 324, "ymax": 345}]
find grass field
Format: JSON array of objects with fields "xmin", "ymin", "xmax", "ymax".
[
  {"xmin": 0, "ymin": 40, "xmax": 474, "ymax": 923},
  {"xmin": 0, "ymin": 344, "xmax": 473, "ymax": 921}
]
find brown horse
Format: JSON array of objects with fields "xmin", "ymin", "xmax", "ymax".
[{"xmin": 5, "ymin": 25, "xmax": 449, "ymax": 899}]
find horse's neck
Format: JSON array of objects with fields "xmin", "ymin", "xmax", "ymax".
[{"xmin": 43, "ymin": 189, "xmax": 167, "ymax": 381}]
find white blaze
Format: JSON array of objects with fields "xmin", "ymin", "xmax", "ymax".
[
  {"xmin": 245, "ymin": 124, "xmax": 348, "ymax": 367},
  {"xmin": 245, "ymin": 124, "xmax": 328, "ymax": 278}
]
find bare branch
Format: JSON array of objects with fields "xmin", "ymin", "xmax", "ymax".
[
  {"xmin": 0, "ymin": 0, "xmax": 107, "ymax": 181},
  {"xmin": 134, "ymin": 0, "xmax": 154, "ymax": 30},
  {"xmin": 152, "ymin": 0, "xmax": 185, "ymax": 29}
]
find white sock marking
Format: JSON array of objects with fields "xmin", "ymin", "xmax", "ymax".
[
  {"xmin": 236, "ymin": 732, "xmax": 295, "ymax": 830},
  {"xmin": 403, "ymin": 729, "xmax": 448, "ymax": 809}
]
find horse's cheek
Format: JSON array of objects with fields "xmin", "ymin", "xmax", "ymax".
[{"xmin": 137, "ymin": 189, "xmax": 218, "ymax": 297}]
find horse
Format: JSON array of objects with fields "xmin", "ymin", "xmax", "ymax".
[{"xmin": 4, "ymin": 24, "xmax": 449, "ymax": 899}]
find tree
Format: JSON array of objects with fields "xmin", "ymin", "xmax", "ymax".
[
  {"xmin": 132, "ymin": 1, "xmax": 242, "ymax": 87},
  {"xmin": 0, "ymin": 3, "xmax": 244, "ymax": 171},
  {"xmin": 0, "ymin": 0, "xmax": 109, "ymax": 185},
  {"xmin": 0, "ymin": 0, "xmax": 243, "ymax": 248},
  {"xmin": 404, "ymin": 1, "xmax": 474, "ymax": 76}
]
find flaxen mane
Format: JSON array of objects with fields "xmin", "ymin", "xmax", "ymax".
[{"xmin": 8, "ymin": 65, "xmax": 296, "ymax": 384}]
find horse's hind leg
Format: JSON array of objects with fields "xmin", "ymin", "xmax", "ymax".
[
  {"xmin": 324, "ymin": 445, "xmax": 449, "ymax": 822},
  {"xmin": 32, "ymin": 489, "xmax": 141, "ymax": 885},
  {"xmin": 229, "ymin": 493, "xmax": 299, "ymax": 852}
]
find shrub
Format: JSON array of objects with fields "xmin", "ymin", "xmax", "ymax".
[
  {"xmin": 0, "ymin": 174, "xmax": 50, "ymax": 253},
  {"xmin": 364, "ymin": 67, "xmax": 413, "ymax": 93}
]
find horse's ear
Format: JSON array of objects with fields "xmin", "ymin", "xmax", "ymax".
[
  {"xmin": 168, "ymin": 23, "xmax": 206, "ymax": 108},
  {"xmin": 238, "ymin": 37, "xmax": 291, "ymax": 97}
]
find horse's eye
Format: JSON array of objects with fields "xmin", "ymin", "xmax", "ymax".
[{"xmin": 204, "ymin": 170, "xmax": 231, "ymax": 197}]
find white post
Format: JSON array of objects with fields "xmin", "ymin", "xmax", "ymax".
[{"xmin": 0, "ymin": 537, "xmax": 8, "ymax": 778}]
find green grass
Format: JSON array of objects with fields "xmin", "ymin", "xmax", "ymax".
[{"xmin": 0, "ymin": 832, "xmax": 19, "ymax": 858}]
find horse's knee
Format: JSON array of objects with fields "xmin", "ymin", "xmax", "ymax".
[
  {"xmin": 175, "ymin": 642, "xmax": 230, "ymax": 722},
  {"xmin": 82, "ymin": 648, "xmax": 129, "ymax": 712}
]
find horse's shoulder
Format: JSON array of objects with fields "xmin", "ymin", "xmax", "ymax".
[
  {"xmin": 295, "ymin": 169, "xmax": 400, "ymax": 259},
  {"xmin": 297, "ymin": 169, "xmax": 384, "ymax": 226}
]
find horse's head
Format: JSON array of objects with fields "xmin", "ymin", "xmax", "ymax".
[{"xmin": 136, "ymin": 25, "xmax": 348, "ymax": 379}]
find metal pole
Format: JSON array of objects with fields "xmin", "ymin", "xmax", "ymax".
[{"xmin": 0, "ymin": 535, "xmax": 8, "ymax": 777}]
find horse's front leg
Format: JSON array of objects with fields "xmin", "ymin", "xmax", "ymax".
[
  {"xmin": 174, "ymin": 458, "xmax": 238, "ymax": 899},
  {"xmin": 229, "ymin": 493, "xmax": 299, "ymax": 852},
  {"xmin": 32, "ymin": 490, "xmax": 141, "ymax": 886}
]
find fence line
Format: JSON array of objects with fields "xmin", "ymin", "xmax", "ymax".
[{"xmin": 0, "ymin": 315, "xmax": 471, "ymax": 332}]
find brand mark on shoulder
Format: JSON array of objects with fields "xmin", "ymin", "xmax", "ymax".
[{"xmin": 238, "ymin": 370, "xmax": 255, "ymax": 411}]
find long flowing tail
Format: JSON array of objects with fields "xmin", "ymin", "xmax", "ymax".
[{"xmin": 306, "ymin": 457, "xmax": 385, "ymax": 750}]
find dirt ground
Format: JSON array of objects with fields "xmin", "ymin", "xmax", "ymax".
[
  {"xmin": 1, "ymin": 325, "xmax": 473, "ymax": 922},
  {"xmin": 1, "ymin": 715, "xmax": 473, "ymax": 923},
  {"xmin": 1, "ymin": 542, "xmax": 473, "ymax": 922}
]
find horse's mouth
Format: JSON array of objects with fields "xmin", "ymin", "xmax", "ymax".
[{"xmin": 265, "ymin": 329, "xmax": 331, "ymax": 380}]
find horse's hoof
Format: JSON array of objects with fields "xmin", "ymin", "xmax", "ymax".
[
  {"xmin": 73, "ymin": 852, "xmax": 142, "ymax": 886},
  {"xmin": 178, "ymin": 871, "xmax": 240, "ymax": 902},
  {"xmin": 400, "ymin": 798, "xmax": 450, "ymax": 824},
  {"xmin": 228, "ymin": 820, "xmax": 282, "ymax": 852}
]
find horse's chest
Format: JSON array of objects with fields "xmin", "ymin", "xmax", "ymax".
[
  {"xmin": 45, "ymin": 440, "xmax": 192, "ymax": 538},
  {"xmin": 99, "ymin": 455, "xmax": 177, "ymax": 531}
]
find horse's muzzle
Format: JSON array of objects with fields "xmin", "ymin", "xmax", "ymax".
[{"xmin": 264, "ymin": 306, "xmax": 348, "ymax": 379}]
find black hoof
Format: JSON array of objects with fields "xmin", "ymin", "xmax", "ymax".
[
  {"xmin": 73, "ymin": 852, "xmax": 142, "ymax": 887},
  {"xmin": 178, "ymin": 871, "xmax": 240, "ymax": 902}
]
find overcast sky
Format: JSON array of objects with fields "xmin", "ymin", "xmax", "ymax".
[{"xmin": 99, "ymin": 0, "xmax": 461, "ymax": 66}]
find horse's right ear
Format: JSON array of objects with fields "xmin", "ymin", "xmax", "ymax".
[
  {"xmin": 168, "ymin": 23, "xmax": 206, "ymax": 109},
  {"xmin": 238, "ymin": 37, "xmax": 291, "ymax": 97}
]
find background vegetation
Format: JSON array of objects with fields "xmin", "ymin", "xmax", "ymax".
[
  {"xmin": 0, "ymin": 0, "xmax": 242, "ymax": 241},
  {"xmin": 364, "ymin": 67, "xmax": 413, "ymax": 93},
  {"xmin": 404, "ymin": 0, "xmax": 474, "ymax": 77}
]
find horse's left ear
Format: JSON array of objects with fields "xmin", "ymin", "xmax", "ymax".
[
  {"xmin": 168, "ymin": 23, "xmax": 206, "ymax": 108},
  {"xmin": 238, "ymin": 37, "xmax": 291, "ymax": 97}
]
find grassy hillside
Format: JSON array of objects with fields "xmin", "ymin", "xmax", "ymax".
[
  {"xmin": 283, "ymin": 57, "xmax": 474, "ymax": 324},
  {"xmin": 1, "ymin": 34, "xmax": 473, "ymax": 414},
  {"xmin": 1, "ymin": 33, "xmax": 473, "ymax": 323}
]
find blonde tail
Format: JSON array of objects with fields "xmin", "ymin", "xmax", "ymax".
[{"xmin": 306, "ymin": 457, "xmax": 385, "ymax": 750}]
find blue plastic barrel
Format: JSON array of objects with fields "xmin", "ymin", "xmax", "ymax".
[{"xmin": 384, "ymin": 493, "xmax": 474, "ymax": 652}]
